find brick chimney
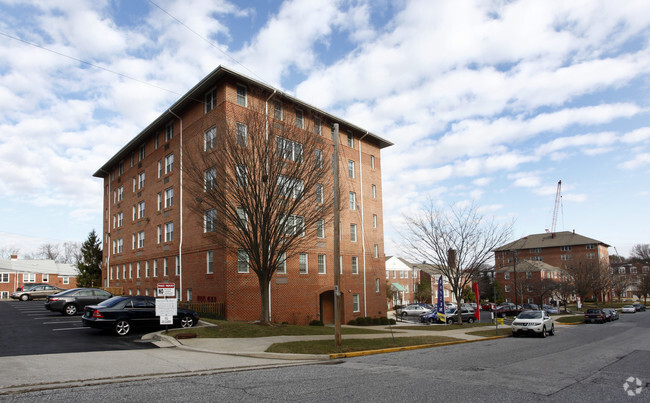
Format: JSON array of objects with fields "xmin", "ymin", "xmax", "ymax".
[{"xmin": 10, "ymin": 254, "xmax": 18, "ymax": 260}]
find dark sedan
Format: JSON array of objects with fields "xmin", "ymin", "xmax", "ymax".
[
  {"xmin": 82, "ymin": 296, "xmax": 199, "ymax": 336},
  {"xmin": 45, "ymin": 288, "xmax": 113, "ymax": 316}
]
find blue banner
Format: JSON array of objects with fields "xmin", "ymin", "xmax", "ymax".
[{"xmin": 437, "ymin": 275, "xmax": 445, "ymax": 315}]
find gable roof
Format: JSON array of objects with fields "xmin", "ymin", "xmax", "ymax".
[
  {"xmin": 493, "ymin": 231, "xmax": 609, "ymax": 252},
  {"xmin": 0, "ymin": 259, "xmax": 79, "ymax": 276}
]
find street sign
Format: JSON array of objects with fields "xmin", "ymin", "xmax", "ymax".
[
  {"xmin": 157, "ymin": 282, "xmax": 175, "ymax": 297},
  {"xmin": 156, "ymin": 298, "xmax": 177, "ymax": 325}
]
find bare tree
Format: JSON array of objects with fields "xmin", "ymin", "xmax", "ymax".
[
  {"xmin": 38, "ymin": 243, "xmax": 61, "ymax": 261},
  {"xmin": 526, "ymin": 277, "xmax": 558, "ymax": 307},
  {"xmin": 630, "ymin": 244, "xmax": 650, "ymax": 262},
  {"xmin": 555, "ymin": 273, "xmax": 574, "ymax": 312},
  {"xmin": 637, "ymin": 272, "xmax": 650, "ymax": 304},
  {"xmin": 611, "ymin": 272, "xmax": 633, "ymax": 301},
  {"xmin": 184, "ymin": 92, "xmax": 334, "ymax": 325},
  {"xmin": 401, "ymin": 202, "xmax": 513, "ymax": 324},
  {"xmin": 61, "ymin": 241, "xmax": 82, "ymax": 264},
  {"xmin": 563, "ymin": 255, "xmax": 610, "ymax": 304},
  {"xmin": 0, "ymin": 247, "xmax": 20, "ymax": 259}
]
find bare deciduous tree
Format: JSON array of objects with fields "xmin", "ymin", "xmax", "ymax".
[
  {"xmin": 38, "ymin": 243, "xmax": 61, "ymax": 261},
  {"xmin": 0, "ymin": 247, "xmax": 20, "ymax": 259},
  {"xmin": 630, "ymin": 244, "xmax": 650, "ymax": 262},
  {"xmin": 562, "ymin": 255, "xmax": 610, "ymax": 303},
  {"xmin": 611, "ymin": 272, "xmax": 634, "ymax": 301},
  {"xmin": 184, "ymin": 93, "xmax": 334, "ymax": 325},
  {"xmin": 637, "ymin": 272, "xmax": 650, "ymax": 304},
  {"xmin": 401, "ymin": 201, "xmax": 513, "ymax": 324}
]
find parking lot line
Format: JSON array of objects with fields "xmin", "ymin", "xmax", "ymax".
[{"xmin": 42, "ymin": 321, "xmax": 82, "ymax": 324}]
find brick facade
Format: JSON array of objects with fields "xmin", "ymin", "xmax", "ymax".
[{"xmin": 94, "ymin": 66, "xmax": 392, "ymax": 324}]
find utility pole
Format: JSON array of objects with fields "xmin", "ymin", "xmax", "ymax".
[
  {"xmin": 333, "ymin": 123, "xmax": 341, "ymax": 347},
  {"xmin": 512, "ymin": 249, "xmax": 519, "ymax": 306}
]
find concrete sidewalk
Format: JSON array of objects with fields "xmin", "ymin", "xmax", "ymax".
[{"xmin": 0, "ymin": 321, "xmax": 509, "ymax": 396}]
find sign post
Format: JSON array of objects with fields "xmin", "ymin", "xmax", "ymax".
[{"xmin": 156, "ymin": 283, "xmax": 177, "ymax": 332}]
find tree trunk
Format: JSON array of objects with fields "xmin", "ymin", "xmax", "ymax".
[{"xmin": 258, "ymin": 275, "xmax": 270, "ymax": 325}]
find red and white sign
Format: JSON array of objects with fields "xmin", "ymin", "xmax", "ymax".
[{"xmin": 157, "ymin": 282, "xmax": 175, "ymax": 297}]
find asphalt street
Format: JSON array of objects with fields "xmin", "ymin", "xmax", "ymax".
[{"xmin": 2, "ymin": 309, "xmax": 648, "ymax": 401}]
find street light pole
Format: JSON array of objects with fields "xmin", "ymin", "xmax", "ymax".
[{"xmin": 333, "ymin": 123, "xmax": 341, "ymax": 347}]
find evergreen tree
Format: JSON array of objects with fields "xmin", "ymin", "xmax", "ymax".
[{"xmin": 76, "ymin": 230, "xmax": 102, "ymax": 287}]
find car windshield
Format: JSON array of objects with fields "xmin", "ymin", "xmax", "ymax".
[
  {"xmin": 624, "ymin": 305, "xmax": 634, "ymax": 308},
  {"xmin": 586, "ymin": 309, "xmax": 601, "ymax": 313},
  {"xmin": 446, "ymin": 308, "xmax": 457, "ymax": 314},
  {"xmin": 518, "ymin": 311, "xmax": 542, "ymax": 319}
]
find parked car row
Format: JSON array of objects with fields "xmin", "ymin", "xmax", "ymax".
[{"xmin": 10, "ymin": 286, "xmax": 199, "ymax": 336}]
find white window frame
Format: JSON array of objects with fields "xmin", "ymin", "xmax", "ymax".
[
  {"xmin": 349, "ymin": 192, "xmax": 356, "ymax": 210},
  {"xmin": 352, "ymin": 294, "xmax": 360, "ymax": 312},
  {"xmin": 296, "ymin": 109, "xmax": 304, "ymax": 129},
  {"xmin": 164, "ymin": 187, "xmax": 174, "ymax": 208},
  {"xmin": 352, "ymin": 256, "xmax": 358, "ymax": 274},
  {"xmin": 238, "ymin": 250, "xmax": 249, "ymax": 273},
  {"xmin": 299, "ymin": 253, "xmax": 308, "ymax": 274},
  {"xmin": 277, "ymin": 252, "xmax": 287, "ymax": 274},
  {"xmin": 236, "ymin": 122, "xmax": 248, "ymax": 146},
  {"xmin": 318, "ymin": 254, "xmax": 326, "ymax": 274},
  {"xmin": 204, "ymin": 126, "xmax": 216, "ymax": 150},
  {"xmin": 205, "ymin": 208, "xmax": 217, "ymax": 232},
  {"xmin": 350, "ymin": 224, "xmax": 357, "ymax": 242},
  {"xmin": 165, "ymin": 222, "xmax": 174, "ymax": 242},
  {"xmin": 165, "ymin": 153, "xmax": 174, "ymax": 174},
  {"xmin": 348, "ymin": 160, "xmax": 355, "ymax": 178},
  {"xmin": 206, "ymin": 250, "xmax": 214, "ymax": 274},
  {"xmin": 317, "ymin": 219, "xmax": 325, "ymax": 238},
  {"xmin": 236, "ymin": 84, "xmax": 247, "ymax": 107}
]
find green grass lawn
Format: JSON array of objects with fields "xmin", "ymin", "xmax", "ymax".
[
  {"xmin": 396, "ymin": 322, "xmax": 493, "ymax": 331},
  {"xmin": 555, "ymin": 315, "xmax": 585, "ymax": 323},
  {"xmin": 265, "ymin": 335, "xmax": 461, "ymax": 354},
  {"xmin": 465, "ymin": 328, "xmax": 512, "ymax": 337},
  {"xmin": 165, "ymin": 319, "xmax": 391, "ymax": 338}
]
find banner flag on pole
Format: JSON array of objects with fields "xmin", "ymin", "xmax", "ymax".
[
  {"xmin": 473, "ymin": 282, "xmax": 480, "ymax": 321},
  {"xmin": 437, "ymin": 275, "xmax": 445, "ymax": 316}
]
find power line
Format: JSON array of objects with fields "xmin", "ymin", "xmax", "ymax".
[
  {"xmin": 147, "ymin": 0, "xmax": 271, "ymax": 87},
  {"xmin": 0, "ymin": 30, "xmax": 185, "ymax": 97}
]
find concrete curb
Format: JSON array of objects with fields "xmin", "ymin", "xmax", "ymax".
[{"xmin": 329, "ymin": 334, "xmax": 510, "ymax": 358}]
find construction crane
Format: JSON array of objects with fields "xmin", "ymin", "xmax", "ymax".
[{"xmin": 550, "ymin": 180, "xmax": 562, "ymax": 233}]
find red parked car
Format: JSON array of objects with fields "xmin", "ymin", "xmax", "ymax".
[{"xmin": 481, "ymin": 302, "xmax": 497, "ymax": 311}]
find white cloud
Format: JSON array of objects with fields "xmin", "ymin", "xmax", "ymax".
[{"xmin": 619, "ymin": 153, "xmax": 650, "ymax": 170}]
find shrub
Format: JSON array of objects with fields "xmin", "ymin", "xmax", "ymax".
[{"xmin": 309, "ymin": 320, "xmax": 324, "ymax": 326}]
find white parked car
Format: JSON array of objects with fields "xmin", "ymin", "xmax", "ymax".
[
  {"xmin": 512, "ymin": 310, "xmax": 555, "ymax": 338},
  {"xmin": 399, "ymin": 305, "xmax": 432, "ymax": 317},
  {"xmin": 622, "ymin": 305, "xmax": 636, "ymax": 313}
]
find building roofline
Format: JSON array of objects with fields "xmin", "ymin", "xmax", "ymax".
[
  {"xmin": 493, "ymin": 231, "xmax": 610, "ymax": 251},
  {"xmin": 93, "ymin": 65, "xmax": 393, "ymax": 178}
]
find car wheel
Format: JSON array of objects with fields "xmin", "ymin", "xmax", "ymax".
[
  {"xmin": 114, "ymin": 319, "xmax": 131, "ymax": 336},
  {"xmin": 20, "ymin": 294, "xmax": 29, "ymax": 301},
  {"xmin": 401, "ymin": 312, "xmax": 407, "ymax": 317},
  {"xmin": 428, "ymin": 318, "xmax": 435, "ymax": 324},
  {"xmin": 549, "ymin": 325, "xmax": 555, "ymax": 336},
  {"xmin": 467, "ymin": 317, "xmax": 475, "ymax": 324},
  {"xmin": 63, "ymin": 304, "xmax": 78, "ymax": 316},
  {"xmin": 180, "ymin": 315, "xmax": 194, "ymax": 328},
  {"xmin": 447, "ymin": 318, "xmax": 454, "ymax": 325},
  {"xmin": 541, "ymin": 326, "xmax": 547, "ymax": 338}
]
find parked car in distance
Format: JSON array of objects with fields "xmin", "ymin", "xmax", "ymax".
[
  {"xmin": 481, "ymin": 302, "xmax": 497, "ymax": 311},
  {"xmin": 82, "ymin": 296, "xmax": 199, "ymax": 336},
  {"xmin": 437, "ymin": 306, "xmax": 476, "ymax": 324},
  {"xmin": 414, "ymin": 303, "xmax": 434, "ymax": 310},
  {"xmin": 584, "ymin": 308, "xmax": 607, "ymax": 324},
  {"xmin": 494, "ymin": 303, "xmax": 521, "ymax": 317},
  {"xmin": 44, "ymin": 288, "xmax": 113, "ymax": 316},
  {"xmin": 522, "ymin": 303, "xmax": 540, "ymax": 311},
  {"xmin": 420, "ymin": 311, "xmax": 440, "ymax": 324},
  {"xmin": 621, "ymin": 305, "xmax": 636, "ymax": 313},
  {"xmin": 400, "ymin": 304, "xmax": 433, "ymax": 317},
  {"xmin": 468, "ymin": 302, "xmax": 478, "ymax": 310},
  {"xmin": 542, "ymin": 304, "xmax": 559, "ymax": 314},
  {"xmin": 512, "ymin": 310, "xmax": 555, "ymax": 337},
  {"xmin": 11, "ymin": 284, "xmax": 65, "ymax": 301},
  {"xmin": 602, "ymin": 308, "xmax": 619, "ymax": 321},
  {"xmin": 633, "ymin": 303, "xmax": 646, "ymax": 312}
]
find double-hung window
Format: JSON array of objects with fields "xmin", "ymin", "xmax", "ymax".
[
  {"xmin": 206, "ymin": 251, "xmax": 214, "ymax": 274},
  {"xmin": 138, "ymin": 201, "xmax": 145, "ymax": 219},
  {"xmin": 236, "ymin": 165, "xmax": 248, "ymax": 187},
  {"xmin": 349, "ymin": 192, "xmax": 356, "ymax": 210},
  {"xmin": 204, "ymin": 126, "xmax": 216, "ymax": 150},
  {"xmin": 350, "ymin": 224, "xmax": 358, "ymax": 242},
  {"xmin": 165, "ymin": 222, "xmax": 174, "ymax": 242},
  {"xmin": 164, "ymin": 187, "xmax": 174, "ymax": 208},
  {"xmin": 295, "ymin": 109, "xmax": 304, "ymax": 128},
  {"xmin": 236, "ymin": 84, "xmax": 247, "ymax": 106},
  {"xmin": 165, "ymin": 123, "xmax": 173, "ymax": 141},
  {"xmin": 318, "ymin": 254, "xmax": 326, "ymax": 274},
  {"xmin": 138, "ymin": 172, "xmax": 145, "ymax": 189},
  {"xmin": 205, "ymin": 208, "xmax": 217, "ymax": 232},
  {"xmin": 315, "ymin": 149, "xmax": 323, "ymax": 168},
  {"xmin": 276, "ymin": 137, "xmax": 303, "ymax": 162},
  {"xmin": 238, "ymin": 250, "xmax": 249, "ymax": 273},
  {"xmin": 139, "ymin": 144, "xmax": 145, "ymax": 161},
  {"xmin": 299, "ymin": 253, "xmax": 308, "ymax": 274},
  {"xmin": 317, "ymin": 219, "xmax": 325, "ymax": 238},
  {"xmin": 165, "ymin": 153, "xmax": 174, "ymax": 174},
  {"xmin": 205, "ymin": 167, "xmax": 216, "ymax": 191},
  {"xmin": 273, "ymin": 100, "xmax": 283, "ymax": 120},
  {"xmin": 352, "ymin": 256, "xmax": 359, "ymax": 274},
  {"xmin": 348, "ymin": 160, "xmax": 355, "ymax": 178},
  {"xmin": 237, "ymin": 207, "xmax": 247, "ymax": 229},
  {"xmin": 316, "ymin": 184, "xmax": 323, "ymax": 203},
  {"xmin": 205, "ymin": 88, "xmax": 216, "ymax": 113},
  {"xmin": 347, "ymin": 132, "xmax": 354, "ymax": 148},
  {"xmin": 236, "ymin": 123, "xmax": 247, "ymax": 146},
  {"xmin": 137, "ymin": 231, "xmax": 145, "ymax": 248}
]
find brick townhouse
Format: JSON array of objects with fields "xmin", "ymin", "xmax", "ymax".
[
  {"xmin": 0, "ymin": 255, "xmax": 78, "ymax": 299},
  {"xmin": 385, "ymin": 256, "xmax": 454, "ymax": 308},
  {"xmin": 493, "ymin": 231, "xmax": 610, "ymax": 303},
  {"xmin": 93, "ymin": 65, "xmax": 392, "ymax": 325},
  {"xmin": 610, "ymin": 263, "xmax": 650, "ymax": 300}
]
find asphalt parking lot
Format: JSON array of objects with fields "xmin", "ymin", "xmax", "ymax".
[{"xmin": 0, "ymin": 300, "xmax": 156, "ymax": 357}]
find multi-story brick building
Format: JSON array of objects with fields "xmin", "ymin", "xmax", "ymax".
[
  {"xmin": 93, "ymin": 66, "xmax": 392, "ymax": 325},
  {"xmin": 610, "ymin": 263, "xmax": 650, "ymax": 300},
  {"xmin": 0, "ymin": 255, "xmax": 78, "ymax": 299},
  {"xmin": 493, "ymin": 231, "xmax": 610, "ymax": 304}
]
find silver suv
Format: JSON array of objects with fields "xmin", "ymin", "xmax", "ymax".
[{"xmin": 11, "ymin": 284, "xmax": 64, "ymax": 301}]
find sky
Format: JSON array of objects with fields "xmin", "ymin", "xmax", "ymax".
[{"xmin": 0, "ymin": 0, "xmax": 649, "ymax": 260}]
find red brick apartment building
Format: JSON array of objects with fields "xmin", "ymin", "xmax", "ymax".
[
  {"xmin": 493, "ymin": 231, "xmax": 610, "ymax": 304},
  {"xmin": 93, "ymin": 66, "xmax": 392, "ymax": 325},
  {"xmin": 385, "ymin": 256, "xmax": 454, "ymax": 308},
  {"xmin": 0, "ymin": 256, "xmax": 78, "ymax": 299}
]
